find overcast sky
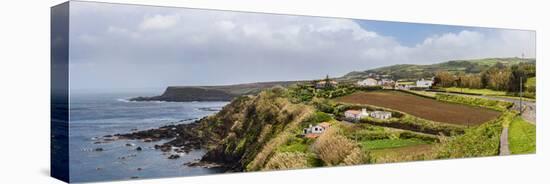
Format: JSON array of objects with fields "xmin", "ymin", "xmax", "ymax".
[{"xmin": 68, "ymin": 1, "xmax": 535, "ymax": 91}]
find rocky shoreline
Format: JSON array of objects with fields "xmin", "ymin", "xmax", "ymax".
[{"xmin": 102, "ymin": 119, "xmax": 233, "ymax": 171}]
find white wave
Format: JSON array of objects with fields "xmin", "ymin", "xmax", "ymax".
[{"xmin": 116, "ymin": 98, "xmax": 131, "ymax": 103}]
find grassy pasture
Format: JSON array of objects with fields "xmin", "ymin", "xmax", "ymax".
[{"xmin": 508, "ymin": 117, "xmax": 536, "ymax": 154}]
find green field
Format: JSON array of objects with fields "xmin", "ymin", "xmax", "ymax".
[
  {"xmin": 360, "ymin": 138, "xmax": 429, "ymax": 150},
  {"xmin": 508, "ymin": 117, "xmax": 536, "ymax": 154},
  {"xmin": 443, "ymin": 87, "xmax": 507, "ymax": 96}
]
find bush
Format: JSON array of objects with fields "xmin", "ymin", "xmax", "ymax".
[
  {"xmin": 304, "ymin": 111, "xmax": 333, "ymax": 125},
  {"xmin": 312, "ymin": 128, "xmax": 367, "ymax": 166},
  {"xmin": 311, "ymin": 98, "xmax": 337, "ymax": 114}
]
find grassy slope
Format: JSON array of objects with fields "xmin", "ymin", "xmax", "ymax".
[
  {"xmin": 341, "ymin": 57, "xmax": 534, "ymax": 81},
  {"xmin": 508, "ymin": 117, "xmax": 536, "ymax": 154},
  {"xmin": 360, "ymin": 138, "xmax": 429, "ymax": 150},
  {"xmin": 442, "ymin": 87, "xmax": 507, "ymax": 96}
]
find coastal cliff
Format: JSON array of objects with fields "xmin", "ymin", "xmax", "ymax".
[
  {"xmin": 131, "ymin": 87, "xmax": 236, "ymax": 102},
  {"xmin": 119, "ymin": 88, "xmax": 314, "ymax": 171},
  {"xmin": 130, "ymin": 81, "xmax": 300, "ymax": 102},
  {"xmin": 198, "ymin": 89, "xmax": 314, "ymax": 171}
]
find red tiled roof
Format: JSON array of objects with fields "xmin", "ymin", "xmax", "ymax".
[
  {"xmin": 305, "ymin": 134, "xmax": 320, "ymax": 139},
  {"xmin": 345, "ymin": 110, "xmax": 361, "ymax": 115}
]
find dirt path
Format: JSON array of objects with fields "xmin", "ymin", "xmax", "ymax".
[{"xmin": 499, "ymin": 127, "xmax": 510, "ymax": 155}]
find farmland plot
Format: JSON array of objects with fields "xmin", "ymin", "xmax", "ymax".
[{"xmin": 335, "ymin": 91, "xmax": 500, "ymax": 125}]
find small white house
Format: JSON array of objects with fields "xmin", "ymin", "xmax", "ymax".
[
  {"xmin": 357, "ymin": 78, "xmax": 378, "ymax": 87},
  {"xmin": 377, "ymin": 78, "xmax": 394, "ymax": 85},
  {"xmin": 416, "ymin": 78, "xmax": 433, "ymax": 88},
  {"xmin": 344, "ymin": 108, "xmax": 369, "ymax": 121},
  {"xmin": 303, "ymin": 122, "xmax": 331, "ymax": 138},
  {"xmin": 370, "ymin": 111, "xmax": 392, "ymax": 120},
  {"xmin": 303, "ymin": 124, "xmax": 325, "ymax": 134}
]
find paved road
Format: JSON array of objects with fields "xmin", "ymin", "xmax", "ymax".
[{"xmin": 483, "ymin": 96, "xmax": 536, "ymax": 124}]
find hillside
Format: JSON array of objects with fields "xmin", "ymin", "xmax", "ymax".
[
  {"xmin": 340, "ymin": 57, "xmax": 535, "ymax": 81},
  {"xmin": 120, "ymin": 88, "xmax": 315, "ymax": 171},
  {"xmin": 199, "ymin": 89, "xmax": 315, "ymax": 171}
]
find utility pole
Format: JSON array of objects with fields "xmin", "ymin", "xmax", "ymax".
[
  {"xmin": 519, "ymin": 53, "xmax": 524, "ymax": 114},
  {"xmin": 520, "ymin": 76, "xmax": 523, "ymax": 114}
]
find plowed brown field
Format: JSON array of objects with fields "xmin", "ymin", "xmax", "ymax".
[{"xmin": 335, "ymin": 91, "xmax": 500, "ymax": 125}]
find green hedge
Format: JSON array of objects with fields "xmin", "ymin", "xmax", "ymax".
[
  {"xmin": 359, "ymin": 115, "xmax": 465, "ymax": 136},
  {"xmin": 435, "ymin": 94, "xmax": 513, "ymax": 112}
]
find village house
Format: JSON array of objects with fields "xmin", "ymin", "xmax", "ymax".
[
  {"xmin": 378, "ymin": 78, "xmax": 395, "ymax": 89},
  {"xmin": 416, "ymin": 78, "xmax": 434, "ymax": 88},
  {"xmin": 370, "ymin": 111, "xmax": 392, "ymax": 120},
  {"xmin": 344, "ymin": 108, "xmax": 369, "ymax": 121},
  {"xmin": 395, "ymin": 83, "xmax": 415, "ymax": 90},
  {"xmin": 303, "ymin": 122, "xmax": 331, "ymax": 139},
  {"xmin": 357, "ymin": 78, "xmax": 378, "ymax": 87},
  {"xmin": 377, "ymin": 78, "xmax": 394, "ymax": 86},
  {"xmin": 345, "ymin": 108, "xmax": 393, "ymax": 121}
]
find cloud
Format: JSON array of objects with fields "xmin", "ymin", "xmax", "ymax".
[
  {"xmin": 68, "ymin": 1, "xmax": 535, "ymax": 90},
  {"xmin": 139, "ymin": 14, "xmax": 179, "ymax": 30}
]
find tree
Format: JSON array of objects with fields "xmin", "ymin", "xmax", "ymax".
[
  {"xmin": 508, "ymin": 64, "xmax": 527, "ymax": 92},
  {"xmin": 433, "ymin": 71, "xmax": 456, "ymax": 87},
  {"xmin": 483, "ymin": 66, "xmax": 511, "ymax": 91}
]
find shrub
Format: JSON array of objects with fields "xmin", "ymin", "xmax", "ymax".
[
  {"xmin": 342, "ymin": 147, "xmax": 367, "ymax": 165},
  {"xmin": 312, "ymin": 128, "xmax": 367, "ymax": 166},
  {"xmin": 305, "ymin": 111, "xmax": 333, "ymax": 125},
  {"xmin": 311, "ymin": 98, "xmax": 337, "ymax": 113}
]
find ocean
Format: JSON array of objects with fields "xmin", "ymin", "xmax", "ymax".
[{"xmin": 68, "ymin": 92, "xmax": 229, "ymax": 182}]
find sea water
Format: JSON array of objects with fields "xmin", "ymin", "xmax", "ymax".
[{"xmin": 68, "ymin": 92, "xmax": 228, "ymax": 182}]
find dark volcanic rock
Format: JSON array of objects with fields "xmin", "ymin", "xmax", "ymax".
[
  {"xmin": 116, "ymin": 121, "xmax": 209, "ymax": 155},
  {"xmin": 168, "ymin": 154, "xmax": 180, "ymax": 159}
]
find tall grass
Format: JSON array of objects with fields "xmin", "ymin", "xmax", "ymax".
[
  {"xmin": 263, "ymin": 152, "xmax": 310, "ymax": 170},
  {"xmin": 312, "ymin": 128, "xmax": 368, "ymax": 166}
]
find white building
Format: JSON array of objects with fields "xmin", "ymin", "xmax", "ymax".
[
  {"xmin": 370, "ymin": 111, "xmax": 392, "ymax": 120},
  {"xmin": 303, "ymin": 122, "xmax": 331, "ymax": 138},
  {"xmin": 344, "ymin": 108, "xmax": 369, "ymax": 121},
  {"xmin": 357, "ymin": 78, "xmax": 378, "ymax": 86},
  {"xmin": 416, "ymin": 78, "xmax": 433, "ymax": 88},
  {"xmin": 345, "ymin": 108, "xmax": 392, "ymax": 121}
]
